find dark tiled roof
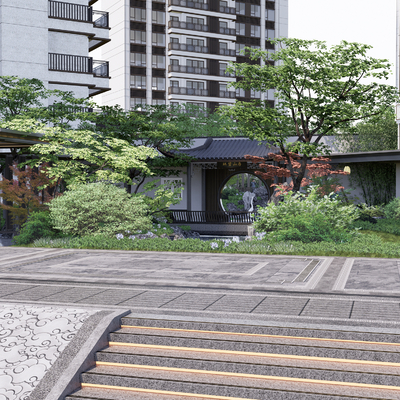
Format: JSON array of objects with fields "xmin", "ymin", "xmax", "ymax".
[{"xmin": 178, "ymin": 138, "xmax": 280, "ymax": 161}]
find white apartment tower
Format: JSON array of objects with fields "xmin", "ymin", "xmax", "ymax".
[
  {"xmin": 94, "ymin": 0, "xmax": 288, "ymax": 110},
  {"xmin": 0, "ymin": 0, "xmax": 110, "ymax": 99}
]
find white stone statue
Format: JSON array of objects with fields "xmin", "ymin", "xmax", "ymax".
[{"xmin": 243, "ymin": 191, "xmax": 256, "ymax": 212}]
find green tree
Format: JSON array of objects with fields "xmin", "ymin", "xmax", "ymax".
[
  {"xmin": 335, "ymin": 108, "xmax": 397, "ymax": 152},
  {"xmin": 219, "ymin": 38, "xmax": 399, "ymax": 192},
  {"xmin": 79, "ymin": 103, "xmax": 229, "ymax": 192}
]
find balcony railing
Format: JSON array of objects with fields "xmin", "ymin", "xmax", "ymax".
[
  {"xmin": 169, "ymin": 87, "xmax": 209, "ymax": 96},
  {"xmin": 169, "ymin": 42, "xmax": 209, "ymax": 54},
  {"xmin": 49, "ymin": 53, "xmax": 109, "ymax": 77},
  {"xmin": 219, "ymin": 91, "xmax": 236, "ymax": 98},
  {"xmin": 219, "ymin": 70, "xmax": 235, "ymax": 77},
  {"xmin": 169, "ymin": 65, "xmax": 209, "ymax": 74},
  {"xmin": 219, "ymin": 48, "xmax": 236, "ymax": 57},
  {"xmin": 169, "ymin": 210, "xmax": 258, "ymax": 224},
  {"xmin": 93, "ymin": 10, "xmax": 109, "ymax": 28},
  {"xmin": 48, "ymin": 0, "xmax": 109, "ymax": 28},
  {"xmin": 93, "ymin": 60, "xmax": 109, "ymax": 77},
  {"xmin": 169, "ymin": 20, "xmax": 209, "ymax": 32},
  {"xmin": 219, "ymin": 27, "xmax": 236, "ymax": 36},
  {"xmin": 169, "ymin": 0, "xmax": 209, "ymax": 10}
]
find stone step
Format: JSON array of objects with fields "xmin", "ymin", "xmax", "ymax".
[
  {"xmin": 108, "ymin": 327, "xmax": 400, "ymax": 364},
  {"xmin": 96, "ymin": 344, "xmax": 400, "ymax": 386},
  {"xmin": 66, "ymin": 317, "xmax": 400, "ymax": 400},
  {"xmin": 78, "ymin": 364, "xmax": 400, "ymax": 400}
]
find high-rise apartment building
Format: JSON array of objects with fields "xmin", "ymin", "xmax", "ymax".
[
  {"xmin": 94, "ymin": 0, "xmax": 288, "ymax": 110},
  {"xmin": 0, "ymin": 0, "xmax": 110, "ymax": 100}
]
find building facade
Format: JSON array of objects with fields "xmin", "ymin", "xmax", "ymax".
[
  {"xmin": 0, "ymin": 0, "xmax": 110, "ymax": 99},
  {"xmin": 94, "ymin": 0, "xmax": 288, "ymax": 110}
]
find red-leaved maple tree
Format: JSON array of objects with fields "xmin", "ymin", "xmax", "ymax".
[
  {"xmin": 245, "ymin": 152, "xmax": 349, "ymax": 195},
  {"xmin": 0, "ymin": 163, "xmax": 59, "ymax": 225}
]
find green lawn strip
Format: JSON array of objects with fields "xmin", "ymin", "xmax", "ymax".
[{"xmin": 28, "ymin": 232, "xmax": 400, "ymax": 259}]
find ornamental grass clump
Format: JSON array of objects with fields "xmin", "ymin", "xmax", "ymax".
[
  {"xmin": 49, "ymin": 182, "xmax": 152, "ymax": 237},
  {"xmin": 254, "ymin": 186, "xmax": 360, "ymax": 243}
]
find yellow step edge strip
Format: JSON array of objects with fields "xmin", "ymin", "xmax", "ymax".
[
  {"xmin": 91, "ymin": 362, "xmax": 400, "ymax": 392},
  {"xmin": 108, "ymin": 342, "xmax": 400, "ymax": 368},
  {"xmin": 120, "ymin": 325, "xmax": 400, "ymax": 348},
  {"xmin": 81, "ymin": 382, "xmax": 258, "ymax": 400}
]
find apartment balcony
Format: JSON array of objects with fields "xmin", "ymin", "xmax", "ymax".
[
  {"xmin": 168, "ymin": 87, "xmax": 209, "ymax": 96},
  {"xmin": 49, "ymin": 53, "xmax": 109, "ymax": 77},
  {"xmin": 169, "ymin": 65, "xmax": 209, "ymax": 75},
  {"xmin": 168, "ymin": 20, "xmax": 209, "ymax": 32},
  {"xmin": 219, "ymin": 91, "xmax": 236, "ymax": 98},
  {"xmin": 169, "ymin": 42, "xmax": 209, "ymax": 54},
  {"xmin": 48, "ymin": 0, "xmax": 109, "ymax": 28},
  {"xmin": 169, "ymin": 0, "xmax": 209, "ymax": 10}
]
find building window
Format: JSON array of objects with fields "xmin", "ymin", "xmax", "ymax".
[
  {"xmin": 251, "ymin": 4, "xmax": 260, "ymax": 16},
  {"xmin": 131, "ymin": 30, "xmax": 146, "ymax": 44},
  {"xmin": 152, "ymin": 99, "xmax": 166, "ymax": 105},
  {"xmin": 236, "ymin": 43, "xmax": 246, "ymax": 55},
  {"xmin": 130, "ymin": 53, "xmax": 146, "ymax": 66},
  {"xmin": 266, "ymin": 29, "xmax": 275, "ymax": 40},
  {"xmin": 152, "ymin": 33, "xmax": 165, "ymax": 46},
  {"xmin": 171, "ymin": 80, "xmax": 179, "ymax": 87},
  {"xmin": 236, "ymin": 23, "xmax": 245, "ymax": 36},
  {"xmin": 131, "ymin": 98, "xmax": 146, "ymax": 109},
  {"xmin": 130, "ymin": 8, "xmax": 146, "ymax": 21},
  {"xmin": 152, "ymin": 55, "xmax": 165, "ymax": 68},
  {"xmin": 236, "ymin": 88, "xmax": 245, "ymax": 97},
  {"xmin": 171, "ymin": 37, "xmax": 179, "ymax": 43},
  {"xmin": 267, "ymin": 9, "xmax": 275, "ymax": 21},
  {"xmin": 219, "ymin": 84, "xmax": 227, "ymax": 94},
  {"xmin": 187, "ymin": 16, "xmax": 204, "ymax": 25},
  {"xmin": 131, "ymin": 75, "xmax": 146, "ymax": 88},
  {"xmin": 187, "ymin": 59, "xmax": 204, "ymax": 68},
  {"xmin": 187, "ymin": 81, "xmax": 204, "ymax": 90},
  {"xmin": 219, "ymin": 62, "xmax": 228, "ymax": 75},
  {"xmin": 220, "ymin": 42, "xmax": 228, "ymax": 50},
  {"xmin": 187, "ymin": 38, "xmax": 204, "ymax": 47},
  {"xmin": 251, "ymin": 90, "xmax": 261, "ymax": 98},
  {"xmin": 152, "ymin": 10, "xmax": 165, "ymax": 24},
  {"xmin": 251, "ymin": 25, "xmax": 260, "ymax": 38},
  {"xmin": 236, "ymin": 2, "xmax": 245, "ymax": 15},
  {"xmin": 161, "ymin": 178, "xmax": 183, "ymax": 199},
  {"xmin": 220, "ymin": 21, "xmax": 228, "ymax": 29},
  {"xmin": 170, "ymin": 59, "xmax": 179, "ymax": 66},
  {"xmin": 152, "ymin": 77, "xmax": 165, "ymax": 90}
]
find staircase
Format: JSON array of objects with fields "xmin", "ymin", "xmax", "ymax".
[{"xmin": 66, "ymin": 315, "xmax": 400, "ymax": 400}]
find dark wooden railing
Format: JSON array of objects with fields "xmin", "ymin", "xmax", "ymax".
[
  {"xmin": 169, "ymin": 210, "xmax": 258, "ymax": 224},
  {"xmin": 49, "ymin": 0, "xmax": 92, "ymax": 22},
  {"xmin": 49, "ymin": 53, "xmax": 92, "ymax": 74},
  {"xmin": 48, "ymin": 1, "xmax": 109, "ymax": 28}
]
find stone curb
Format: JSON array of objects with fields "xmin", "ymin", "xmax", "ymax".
[{"xmin": 29, "ymin": 307, "xmax": 130, "ymax": 400}]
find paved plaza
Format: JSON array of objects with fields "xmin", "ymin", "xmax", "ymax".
[{"xmin": 3, "ymin": 247, "xmax": 400, "ymax": 398}]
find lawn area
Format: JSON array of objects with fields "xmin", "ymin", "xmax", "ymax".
[{"xmin": 27, "ymin": 230, "xmax": 400, "ymax": 259}]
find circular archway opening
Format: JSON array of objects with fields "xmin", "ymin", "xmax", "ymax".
[{"xmin": 219, "ymin": 173, "xmax": 270, "ymax": 213}]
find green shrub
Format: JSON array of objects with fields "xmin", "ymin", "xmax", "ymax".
[
  {"xmin": 384, "ymin": 198, "xmax": 400, "ymax": 219},
  {"xmin": 254, "ymin": 186, "xmax": 360, "ymax": 242},
  {"xmin": 14, "ymin": 211, "xmax": 64, "ymax": 245},
  {"xmin": 267, "ymin": 213, "xmax": 356, "ymax": 243},
  {"xmin": 49, "ymin": 182, "xmax": 152, "ymax": 237},
  {"xmin": 0, "ymin": 213, "xmax": 5, "ymax": 230},
  {"xmin": 352, "ymin": 218, "xmax": 400, "ymax": 236}
]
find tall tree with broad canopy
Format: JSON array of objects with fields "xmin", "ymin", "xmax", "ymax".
[{"xmin": 218, "ymin": 38, "xmax": 399, "ymax": 192}]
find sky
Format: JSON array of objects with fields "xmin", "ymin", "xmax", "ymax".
[{"xmin": 288, "ymin": 0, "xmax": 397, "ymax": 86}]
